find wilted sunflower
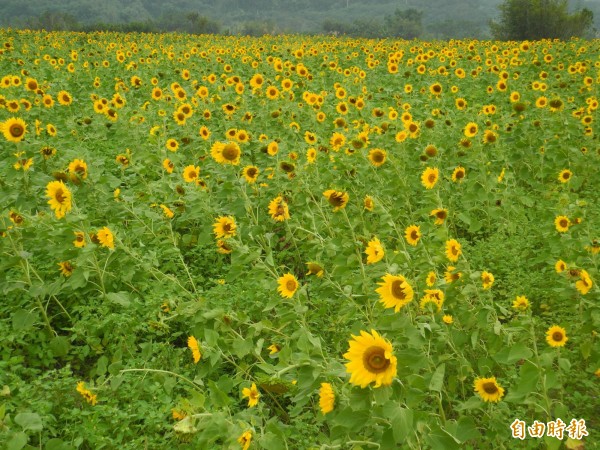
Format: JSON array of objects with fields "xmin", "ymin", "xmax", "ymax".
[
  {"xmin": 1, "ymin": 117, "xmax": 27, "ymax": 142},
  {"xmin": 213, "ymin": 216, "xmax": 237, "ymax": 239},
  {"xmin": 323, "ymin": 190, "xmax": 349, "ymax": 212},
  {"xmin": 512, "ymin": 295, "xmax": 529, "ymax": 311},
  {"xmin": 319, "ymin": 383, "xmax": 335, "ymax": 414},
  {"xmin": 242, "ymin": 166, "xmax": 259, "ymax": 184},
  {"xmin": 187, "ymin": 336, "xmax": 201, "ymax": 363},
  {"xmin": 242, "ymin": 383, "xmax": 260, "ymax": 407},
  {"xmin": 343, "ymin": 329, "xmax": 397, "ymax": 388},
  {"xmin": 368, "ymin": 148, "xmax": 387, "ymax": 167},
  {"xmin": 474, "ymin": 377, "xmax": 505, "ymax": 403},
  {"xmin": 268, "ymin": 196, "xmax": 290, "ymax": 222},
  {"xmin": 421, "ymin": 167, "xmax": 439, "ymax": 189},
  {"xmin": 277, "ymin": 273, "xmax": 299, "ymax": 298},
  {"xmin": 430, "ymin": 208, "xmax": 448, "ymax": 225},
  {"xmin": 445, "ymin": 239, "xmax": 462, "ymax": 262},
  {"xmin": 555, "ymin": 215, "xmax": 570, "ymax": 233},
  {"xmin": 404, "ymin": 225, "xmax": 421, "ymax": 246},
  {"xmin": 481, "ymin": 271, "xmax": 495, "ymax": 289},
  {"xmin": 365, "ymin": 237, "xmax": 385, "ymax": 264},
  {"xmin": 376, "ymin": 274, "xmax": 414, "ymax": 312},
  {"xmin": 546, "ymin": 325, "xmax": 568, "ymax": 347},
  {"xmin": 182, "ymin": 165, "xmax": 200, "ymax": 183},
  {"xmin": 46, "ymin": 180, "xmax": 72, "ymax": 219},
  {"xmin": 211, "ymin": 141, "xmax": 241, "ymax": 165}
]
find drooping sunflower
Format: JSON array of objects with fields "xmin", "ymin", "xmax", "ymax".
[
  {"xmin": 2, "ymin": 117, "xmax": 27, "ymax": 142},
  {"xmin": 213, "ymin": 216, "xmax": 237, "ymax": 239},
  {"xmin": 216, "ymin": 239, "xmax": 232, "ymax": 254},
  {"xmin": 405, "ymin": 225, "xmax": 421, "ymax": 246},
  {"xmin": 242, "ymin": 166, "xmax": 259, "ymax": 184},
  {"xmin": 238, "ymin": 431, "xmax": 252, "ymax": 450},
  {"xmin": 277, "ymin": 273, "xmax": 299, "ymax": 299},
  {"xmin": 545, "ymin": 325, "xmax": 568, "ymax": 347},
  {"xmin": 512, "ymin": 295, "xmax": 529, "ymax": 311},
  {"xmin": 452, "ymin": 166, "xmax": 466, "ymax": 182},
  {"xmin": 319, "ymin": 383, "xmax": 335, "ymax": 414},
  {"xmin": 430, "ymin": 208, "xmax": 448, "ymax": 225},
  {"xmin": 368, "ymin": 148, "xmax": 387, "ymax": 167},
  {"xmin": 365, "ymin": 237, "xmax": 385, "ymax": 264},
  {"xmin": 306, "ymin": 262, "xmax": 324, "ymax": 277},
  {"xmin": 211, "ymin": 141, "xmax": 241, "ymax": 165},
  {"xmin": 187, "ymin": 336, "xmax": 201, "ymax": 363},
  {"xmin": 242, "ymin": 383, "xmax": 260, "ymax": 407},
  {"xmin": 343, "ymin": 329, "xmax": 397, "ymax": 388},
  {"xmin": 376, "ymin": 274, "xmax": 414, "ymax": 312},
  {"xmin": 445, "ymin": 239, "xmax": 462, "ymax": 262},
  {"xmin": 183, "ymin": 165, "xmax": 200, "ymax": 183},
  {"xmin": 555, "ymin": 215, "xmax": 570, "ymax": 233},
  {"xmin": 97, "ymin": 227, "xmax": 115, "ymax": 249},
  {"xmin": 421, "ymin": 167, "xmax": 439, "ymax": 189},
  {"xmin": 481, "ymin": 271, "xmax": 495, "ymax": 289},
  {"xmin": 419, "ymin": 289, "xmax": 444, "ymax": 312},
  {"xmin": 474, "ymin": 377, "xmax": 505, "ymax": 403},
  {"xmin": 46, "ymin": 180, "xmax": 72, "ymax": 219},
  {"xmin": 268, "ymin": 196, "xmax": 290, "ymax": 222},
  {"xmin": 323, "ymin": 190, "xmax": 349, "ymax": 212}
]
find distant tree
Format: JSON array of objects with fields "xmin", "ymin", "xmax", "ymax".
[
  {"xmin": 490, "ymin": 0, "xmax": 594, "ymax": 40},
  {"xmin": 26, "ymin": 10, "xmax": 80, "ymax": 31},
  {"xmin": 384, "ymin": 8, "xmax": 423, "ymax": 39}
]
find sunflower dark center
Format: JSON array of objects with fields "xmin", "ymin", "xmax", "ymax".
[
  {"xmin": 188, "ymin": 170, "xmax": 197, "ymax": 179},
  {"xmin": 10, "ymin": 124, "xmax": 24, "ymax": 137},
  {"xmin": 223, "ymin": 223, "xmax": 231, "ymax": 232},
  {"xmin": 286, "ymin": 279, "xmax": 297, "ymax": 292},
  {"xmin": 372, "ymin": 151, "xmax": 384, "ymax": 163},
  {"xmin": 562, "ymin": 172, "xmax": 570, "ymax": 179},
  {"xmin": 247, "ymin": 168, "xmax": 257, "ymax": 177},
  {"xmin": 55, "ymin": 188, "xmax": 65, "ymax": 204},
  {"xmin": 428, "ymin": 173, "xmax": 436, "ymax": 183},
  {"xmin": 391, "ymin": 280, "xmax": 407, "ymax": 300},
  {"xmin": 559, "ymin": 219, "xmax": 568, "ymax": 228},
  {"xmin": 552, "ymin": 332, "xmax": 563, "ymax": 341},
  {"xmin": 328, "ymin": 193, "xmax": 345, "ymax": 207},
  {"xmin": 455, "ymin": 170, "xmax": 465, "ymax": 179},
  {"xmin": 363, "ymin": 346, "xmax": 390, "ymax": 373},
  {"xmin": 223, "ymin": 144, "xmax": 239, "ymax": 161},
  {"xmin": 482, "ymin": 382, "xmax": 498, "ymax": 394},
  {"xmin": 451, "ymin": 246, "xmax": 459, "ymax": 256},
  {"xmin": 410, "ymin": 230, "xmax": 419, "ymax": 240},
  {"xmin": 437, "ymin": 211, "xmax": 447, "ymax": 219}
]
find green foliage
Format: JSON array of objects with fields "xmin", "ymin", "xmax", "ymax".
[{"xmin": 490, "ymin": 0, "xmax": 595, "ymax": 40}]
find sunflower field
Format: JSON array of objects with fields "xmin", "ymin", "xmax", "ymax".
[{"xmin": 0, "ymin": 28, "xmax": 598, "ymax": 449}]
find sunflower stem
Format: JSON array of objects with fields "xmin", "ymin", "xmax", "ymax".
[{"xmin": 119, "ymin": 368, "xmax": 202, "ymax": 393}]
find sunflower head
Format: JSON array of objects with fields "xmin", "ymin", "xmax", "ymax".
[
  {"xmin": 213, "ymin": 216, "xmax": 236, "ymax": 239},
  {"xmin": 2, "ymin": 117, "xmax": 27, "ymax": 143},
  {"xmin": 376, "ymin": 273, "xmax": 414, "ymax": 312},
  {"xmin": 277, "ymin": 273, "xmax": 299, "ymax": 298},
  {"xmin": 421, "ymin": 167, "xmax": 439, "ymax": 189},
  {"xmin": 323, "ymin": 190, "xmax": 349, "ymax": 212},
  {"xmin": 344, "ymin": 329, "xmax": 397, "ymax": 388},
  {"xmin": 474, "ymin": 377, "xmax": 505, "ymax": 402}
]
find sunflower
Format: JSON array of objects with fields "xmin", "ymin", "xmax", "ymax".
[
  {"xmin": 166, "ymin": 138, "xmax": 179, "ymax": 152},
  {"xmin": 481, "ymin": 271, "xmax": 495, "ymax": 289},
  {"xmin": 442, "ymin": 314, "xmax": 453, "ymax": 324},
  {"xmin": 445, "ymin": 239, "xmax": 462, "ymax": 262},
  {"xmin": 426, "ymin": 271, "xmax": 436, "ymax": 286},
  {"xmin": 268, "ymin": 196, "xmax": 290, "ymax": 222},
  {"xmin": 73, "ymin": 231, "xmax": 86, "ymax": 248},
  {"xmin": 420, "ymin": 289, "xmax": 444, "ymax": 312},
  {"xmin": 405, "ymin": 225, "xmax": 421, "ymax": 246},
  {"xmin": 57, "ymin": 90, "xmax": 72, "ymax": 106},
  {"xmin": 343, "ymin": 329, "xmax": 397, "ymax": 388},
  {"xmin": 364, "ymin": 195, "xmax": 374, "ymax": 212},
  {"xmin": 368, "ymin": 149, "xmax": 387, "ymax": 167},
  {"xmin": 277, "ymin": 273, "xmax": 299, "ymax": 298},
  {"xmin": 187, "ymin": 336, "xmax": 201, "ymax": 363},
  {"xmin": 58, "ymin": 261, "xmax": 74, "ymax": 277},
  {"xmin": 365, "ymin": 237, "xmax": 385, "ymax": 264},
  {"xmin": 555, "ymin": 215, "xmax": 570, "ymax": 233},
  {"xmin": 452, "ymin": 166, "xmax": 466, "ymax": 182},
  {"xmin": 46, "ymin": 180, "xmax": 72, "ymax": 219},
  {"xmin": 267, "ymin": 141, "xmax": 279, "ymax": 156},
  {"xmin": 242, "ymin": 383, "xmax": 260, "ymax": 407},
  {"xmin": 213, "ymin": 216, "xmax": 237, "ymax": 239},
  {"xmin": 242, "ymin": 166, "xmax": 259, "ymax": 184},
  {"xmin": 512, "ymin": 295, "xmax": 529, "ymax": 311},
  {"xmin": 558, "ymin": 169, "xmax": 572, "ymax": 183},
  {"xmin": 306, "ymin": 147, "xmax": 317, "ymax": 163},
  {"xmin": 68, "ymin": 159, "xmax": 88, "ymax": 180},
  {"xmin": 183, "ymin": 165, "xmax": 200, "ymax": 183},
  {"xmin": 160, "ymin": 204, "xmax": 174, "ymax": 219},
  {"xmin": 474, "ymin": 377, "xmax": 505, "ymax": 403},
  {"xmin": 238, "ymin": 431, "xmax": 252, "ymax": 450},
  {"xmin": 546, "ymin": 325, "xmax": 568, "ymax": 347},
  {"xmin": 1, "ymin": 117, "xmax": 27, "ymax": 142},
  {"xmin": 376, "ymin": 274, "xmax": 414, "ymax": 312},
  {"xmin": 306, "ymin": 262, "xmax": 324, "ymax": 277},
  {"xmin": 97, "ymin": 227, "xmax": 115, "ymax": 249},
  {"xmin": 421, "ymin": 167, "xmax": 439, "ymax": 189},
  {"xmin": 323, "ymin": 190, "xmax": 349, "ymax": 212},
  {"xmin": 430, "ymin": 208, "xmax": 448, "ymax": 225},
  {"xmin": 216, "ymin": 239, "xmax": 232, "ymax": 254},
  {"xmin": 319, "ymin": 383, "xmax": 335, "ymax": 414},
  {"xmin": 555, "ymin": 260, "xmax": 567, "ymax": 273},
  {"xmin": 330, "ymin": 132, "xmax": 346, "ymax": 151},
  {"xmin": 575, "ymin": 270, "xmax": 593, "ymax": 295},
  {"xmin": 464, "ymin": 122, "xmax": 478, "ymax": 138},
  {"xmin": 211, "ymin": 141, "xmax": 241, "ymax": 165}
]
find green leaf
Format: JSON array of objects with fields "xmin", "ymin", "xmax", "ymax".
[
  {"xmin": 15, "ymin": 412, "xmax": 43, "ymax": 432},
  {"xmin": 425, "ymin": 424, "xmax": 460, "ymax": 450},
  {"xmin": 390, "ymin": 407, "xmax": 413, "ymax": 443},
  {"xmin": 493, "ymin": 342, "xmax": 533, "ymax": 364},
  {"xmin": 6, "ymin": 432, "xmax": 28, "ymax": 450},
  {"xmin": 429, "ymin": 363, "xmax": 445, "ymax": 392},
  {"xmin": 105, "ymin": 292, "xmax": 131, "ymax": 307},
  {"xmin": 12, "ymin": 309, "xmax": 38, "ymax": 331},
  {"xmin": 45, "ymin": 438, "xmax": 76, "ymax": 450},
  {"xmin": 333, "ymin": 407, "xmax": 370, "ymax": 430},
  {"xmin": 49, "ymin": 336, "xmax": 70, "ymax": 357}
]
